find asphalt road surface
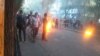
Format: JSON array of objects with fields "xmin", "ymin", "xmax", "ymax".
[{"xmin": 19, "ymin": 26, "xmax": 100, "ymax": 56}]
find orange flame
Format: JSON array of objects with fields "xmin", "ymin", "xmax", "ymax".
[
  {"xmin": 46, "ymin": 14, "xmax": 55, "ymax": 33},
  {"xmin": 84, "ymin": 27, "xmax": 95, "ymax": 40},
  {"xmin": 46, "ymin": 20, "xmax": 55, "ymax": 33}
]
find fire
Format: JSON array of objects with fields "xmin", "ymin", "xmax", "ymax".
[
  {"xmin": 46, "ymin": 20, "xmax": 54, "ymax": 33},
  {"xmin": 85, "ymin": 29, "xmax": 93, "ymax": 37},
  {"xmin": 46, "ymin": 21, "xmax": 52, "ymax": 33},
  {"xmin": 84, "ymin": 27, "xmax": 95, "ymax": 40},
  {"xmin": 45, "ymin": 14, "xmax": 55, "ymax": 33}
]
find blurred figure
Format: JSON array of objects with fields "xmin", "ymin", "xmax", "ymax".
[
  {"xmin": 33, "ymin": 12, "xmax": 40, "ymax": 39},
  {"xmin": 42, "ymin": 13, "xmax": 48, "ymax": 41},
  {"xmin": 74, "ymin": 20, "xmax": 82, "ymax": 30},
  {"xmin": 69, "ymin": 19, "xmax": 73, "ymax": 27},
  {"xmin": 76, "ymin": 20, "xmax": 82, "ymax": 30},
  {"xmin": 27, "ymin": 12, "xmax": 40, "ymax": 42},
  {"xmin": 64, "ymin": 19, "xmax": 68, "ymax": 28},
  {"xmin": 26, "ymin": 11, "xmax": 33, "ymax": 26},
  {"xmin": 16, "ymin": 10, "xmax": 26, "ymax": 42},
  {"xmin": 72, "ymin": 19, "xmax": 76, "ymax": 29},
  {"xmin": 55, "ymin": 19, "xmax": 58, "ymax": 28},
  {"xmin": 27, "ymin": 11, "xmax": 36, "ymax": 42}
]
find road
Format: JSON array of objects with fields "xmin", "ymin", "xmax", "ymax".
[{"xmin": 19, "ymin": 26, "xmax": 100, "ymax": 56}]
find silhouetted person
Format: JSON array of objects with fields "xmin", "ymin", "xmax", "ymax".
[
  {"xmin": 64, "ymin": 19, "xmax": 68, "ymax": 28},
  {"xmin": 33, "ymin": 12, "xmax": 40, "ymax": 38},
  {"xmin": 55, "ymin": 19, "xmax": 58, "ymax": 28},
  {"xmin": 26, "ymin": 11, "xmax": 33, "ymax": 26},
  {"xmin": 42, "ymin": 13, "xmax": 47, "ymax": 41},
  {"xmin": 27, "ymin": 11, "xmax": 36, "ymax": 42},
  {"xmin": 76, "ymin": 20, "xmax": 82, "ymax": 29},
  {"xmin": 16, "ymin": 10, "xmax": 26, "ymax": 42}
]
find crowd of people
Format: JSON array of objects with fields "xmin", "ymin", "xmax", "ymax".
[
  {"xmin": 16, "ymin": 10, "xmax": 49, "ymax": 42},
  {"xmin": 64, "ymin": 19, "xmax": 83, "ymax": 30},
  {"xmin": 16, "ymin": 10, "xmax": 84, "ymax": 42}
]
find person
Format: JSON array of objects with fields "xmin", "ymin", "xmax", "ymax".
[
  {"xmin": 27, "ymin": 11, "xmax": 36, "ymax": 41},
  {"xmin": 42, "ymin": 13, "xmax": 48, "ymax": 41},
  {"xmin": 27, "ymin": 12, "xmax": 40, "ymax": 42},
  {"xmin": 55, "ymin": 19, "xmax": 58, "ymax": 28},
  {"xmin": 64, "ymin": 19, "xmax": 67, "ymax": 28},
  {"xmin": 72, "ymin": 19, "xmax": 76, "ymax": 29},
  {"xmin": 16, "ymin": 10, "xmax": 26, "ymax": 42},
  {"xmin": 76, "ymin": 20, "xmax": 82, "ymax": 30},
  {"xmin": 26, "ymin": 11, "xmax": 33, "ymax": 26},
  {"xmin": 33, "ymin": 12, "xmax": 40, "ymax": 39}
]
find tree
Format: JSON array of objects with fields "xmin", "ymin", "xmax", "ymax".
[
  {"xmin": 88, "ymin": 0, "xmax": 100, "ymax": 19},
  {"xmin": 5, "ymin": 0, "xmax": 23, "ymax": 56}
]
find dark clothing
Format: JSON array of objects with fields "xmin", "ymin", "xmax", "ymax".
[
  {"xmin": 16, "ymin": 14, "xmax": 26, "ymax": 41},
  {"xmin": 18, "ymin": 27, "xmax": 26, "ymax": 41},
  {"xmin": 55, "ymin": 19, "xmax": 58, "ymax": 28},
  {"xmin": 26, "ymin": 15, "xmax": 31, "ymax": 26},
  {"xmin": 16, "ymin": 14, "xmax": 26, "ymax": 29},
  {"xmin": 32, "ymin": 27, "xmax": 38, "ymax": 39},
  {"xmin": 73, "ymin": 20, "xmax": 82, "ymax": 30},
  {"xmin": 64, "ymin": 20, "xmax": 68, "ymax": 27}
]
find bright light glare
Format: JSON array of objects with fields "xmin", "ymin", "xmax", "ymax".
[
  {"xmin": 85, "ymin": 30, "xmax": 92, "ymax": 37},
  {"xmin": 46, "ymin": 21, "xmax": 52, "ymax": 33},
  {"xmin": 46, "ymin": 16, "xmax": 55, "ymax": 33},
  {"xmin": 84, "ymin": 27, "xmax": 95, "ymax": 40}
]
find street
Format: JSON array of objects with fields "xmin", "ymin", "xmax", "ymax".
[{"xmin": 19, "ymin": 26, "xmax": 100, "ymax": 56}]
